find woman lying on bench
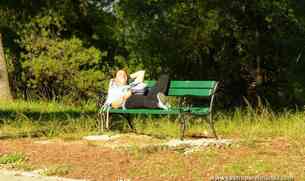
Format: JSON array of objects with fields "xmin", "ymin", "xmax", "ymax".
[{"xmin": 104, "ymin": 69, "xmax": 170, "ymax": 109}]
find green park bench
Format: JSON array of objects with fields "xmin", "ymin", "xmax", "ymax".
[{"xmin": 98, "ymin": 80, "xmax": 219, "ymax": 139}]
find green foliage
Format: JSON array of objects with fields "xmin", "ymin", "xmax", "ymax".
[
  {"xmin": 115, "ymin": 0, "xmax": 305, "ymax": 108},
  {"xmin": 1, "ymin": 0, "xmax": 122, "ymax": 102},
  {"xmin": 1, "ymin": 0, "xmax": 305, "ymax": 108},
  {"xmin": 14, "ymin": 11, "xmax": 108, "ymax": 100},
  {"xmin": 21, "ymin": 37, "xmax": 105, "ymax": 99},
  {"xmin": 0, "ymin": 152, "xmax": 26, "ymax": 164}
]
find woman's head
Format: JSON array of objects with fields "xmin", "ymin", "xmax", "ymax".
[{"xmin": 114, "ymin": 69, "xmax": 128, "ymax": 85}]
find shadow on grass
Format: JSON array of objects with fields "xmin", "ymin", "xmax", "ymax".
[
  {"xmin": 0, "ymin": 108, "xmax": 99, "ymax": 139},
  {"xmin": 0, "ymin": 109, "xmax": 181, "ymax": 139},
  {"xmin": 0, "ymin": 109, "xmax": 97, "ymax": 121}
]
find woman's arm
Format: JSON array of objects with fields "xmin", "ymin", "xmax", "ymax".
[{"xmin": 129, "ymin": 70, "xmax": 145, "ymax": 83}]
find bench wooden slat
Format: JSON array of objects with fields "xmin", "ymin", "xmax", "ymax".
[
  {"xmin": 108, "ymin": 107, "xmax": 210, "ymax": 115},
  {"xmin": 170, "ymin": 81, "xmax": 216, "ymax": 89},
  {"xmin": 144, "ymin": 81, "xmax": 155, "ymax": 87},
  {"xmin": 188, "ymin": 107, "xmax": 210, "ymax": 115},
  {"xmin": 144, "ymin": 80, "xmax": 216, "ymax": 97},
  {"xmin": 168, "ymin": 88, "xmax": 212, "ymax": 96},
  {"xmin": 109, "ymin": 108, "xmax": 181, "ymax": 114},
  {"xmin": 145, "ymin": 81, "xmax": 216, "ymax": 89}
]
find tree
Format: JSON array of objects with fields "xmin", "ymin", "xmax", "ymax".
[
  {"xmin": 115, "ymin": 0, "xmax": 305, "ymax": 108},
  {"xmin": 0, "ymin": 33, "xmax": 12, "ymax": 100},
  {"xmin": 0, "ymin": 0, "xmax": 120, "ymax": 100}
]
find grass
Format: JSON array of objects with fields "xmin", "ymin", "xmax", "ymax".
[
  {"xmin": 1, "ymin": 99, "xmax": 305, "ymax": 141},
  {"xmin": 216, "ymin": 109, "xmax": 305, "ymax": 143},
  {"xmin": 221, "ymin": 155, "xmax": 274, "ymax": 175},
  {"xmin": 0, "ymin": 100, "xmax": 98, "ymax": 139},
  {"xmin": 0, "ymin": 100, "xmax": 304, "ymax": 180}
]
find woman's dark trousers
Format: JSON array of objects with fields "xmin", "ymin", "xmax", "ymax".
[{"xmin": 125, "ymin": 75, "xmax": 169, "ymax": 108}]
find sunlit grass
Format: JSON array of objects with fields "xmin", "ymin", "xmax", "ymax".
[
  {"xmin": 215, "ymin": 108, "xmax": 305, "ymax": 140},
  {"xmin": 221, "ymin": 155, "xmax": 274, "ymax": 175},
  {"xmin": 0, "ymin": 100, "xmax": 98, "ymax": 139},
  {"xmin": 0, "ymin": 99, "xmax": 304, "ymax": 142}
]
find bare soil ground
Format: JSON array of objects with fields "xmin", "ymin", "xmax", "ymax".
[
  {"xmin": 0, "ymin": 134, "xmax": 304, "ymax": 181},
  {"xmin": 0, "ymin": 169, "xmax": 86, "ymax": 181}
]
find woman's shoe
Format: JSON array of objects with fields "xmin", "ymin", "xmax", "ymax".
[{"xmin": 157, "ymin": 92, "xmax": 170, "ymax": 110}]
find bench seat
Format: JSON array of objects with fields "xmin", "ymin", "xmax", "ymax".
[{"xmin": 108, "ymin": 107, "xmax": 210, "ymax": 115}]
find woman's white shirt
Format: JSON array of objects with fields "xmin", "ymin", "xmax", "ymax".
[{"xmin": 105, "ymin": 79, "xmax": 129, "ymax": 105}]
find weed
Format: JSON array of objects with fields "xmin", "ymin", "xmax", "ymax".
[
  {"xmin": 0, "ymin": 152, "xmax": 26, "ymax": 164},
  {"xmin": 40, "ymin": 164, "xmax": 72, "ymax": 176},
  {"xmin": 0, "ymin": 152, "xmax": 36, "ymax": 171},
  {"xmin": 12, "ymin": 162, "xmax": 36, "ymax": 171}
]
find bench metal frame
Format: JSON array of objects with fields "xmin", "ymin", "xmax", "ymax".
[{"xmin": 98, "ymin": 80, "xmax": 219, "ymax": 139}]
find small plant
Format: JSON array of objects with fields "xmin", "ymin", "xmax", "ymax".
[
  {"xmin": 13, "ymin": 162, "xmax": 36, "ymax": 171},
  {"xmin": 0, "ymin": 152, "xmax": 26, "ymax": 164},
  {"xmin": 40, "ymin": 164, "xmax": 73, "ymax": 176}
]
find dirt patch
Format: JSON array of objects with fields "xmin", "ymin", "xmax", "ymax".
[
  {"xmin": 83, "ymin": 133, "xmax": 165, "ymax": 149},
  {"xmin": 0, "ymin": 138, "xmax": 133, "ymax": 181},
  {"xmin": 0, "ymin": 135, "xmax": 303, "ymax": 181},
  {"xmin": 0, "ymin": 135, "xmax": 235, "ymax": 181},
  {"xmin": 0, "ymin": 169, "xmax": 86, "ymax": 181}
]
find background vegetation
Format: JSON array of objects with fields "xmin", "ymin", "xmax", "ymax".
[{"xmin": 0, "ymin": 0, "xmax": 305, "ymax": 109}]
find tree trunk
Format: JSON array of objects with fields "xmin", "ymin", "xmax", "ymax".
[{"xmin": 0, "ymin": 33, "xmax": 13, "ymax": 101}]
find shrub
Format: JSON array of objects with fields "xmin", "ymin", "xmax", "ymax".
[
  {"xmin": 21, "ymin": 37, "xmax": 107, "ymax": 100},
  {"xmin": 16, "ymin": 11, "xmax": 108, "ymax": 100}
]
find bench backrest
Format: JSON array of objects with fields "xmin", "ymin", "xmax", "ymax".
[{"xmin": 145, "ymin": 80, "xmax": 217, "ymax": 97}]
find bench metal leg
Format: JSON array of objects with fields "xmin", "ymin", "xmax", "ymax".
[
  {"xmin": 97, "ymin": 112, "xmax": 104, "ymax": 132},
  {"xmin": 120, "ymin": 114, "xmax": 136, "ymax": 132},
  {"xmin": 179, "ymin": 114, "xmax": 191, "ymax": 140},
  {"xmin": 179, "ymin": 115, "xmax": 185, "ymax": 140},
  {"xmin": 209, "ymin": 113, "xmax": 218, "ymax": 139},
  {"xmin": 105, "ymin": 113, "xmax": 109, "ymax": 130},
  {"xmin": 98, "ymin": 111, "xmax": 111, "ymax": 132},
  {"xmin": 126, "ymin": 115, "xmax": 136, "ymax": 131}
]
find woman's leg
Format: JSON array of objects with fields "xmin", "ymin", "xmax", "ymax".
[
  {"xmin": 125, "ymin": 95, "xmax": 159, "ymax": 108},
  {"xmin": 147, "ymin": 74, "xmax": 169, "ymax": 97},
  {"xmin": 125, "ymin": 74, "xmax": 170, "ymax": 109}
]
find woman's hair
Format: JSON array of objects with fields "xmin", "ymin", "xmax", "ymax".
[
  {"xmin": 114, "ymin": 69, "xmax": 129, "ymax": 85},
  {"xmin": 112, "ymin": 68, "xmax": 128, "ymax": 78}
]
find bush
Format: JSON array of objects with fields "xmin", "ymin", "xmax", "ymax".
[
  {"xmin": 15, "ymin": 11, "xmax": 109, "ymax": 101},
  {"xmin": 21, "ymin": 37, "xmax": 106, "ymax": 100}
]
